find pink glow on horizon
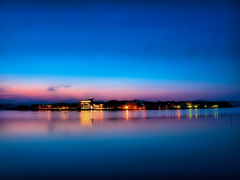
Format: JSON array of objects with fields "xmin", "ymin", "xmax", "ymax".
[
  {"xmin": 0, "ymin": 85, "xmax": 233, "ymax": 102},
  {"xmin": 0, "ymin": 76, "xmax": 237, "ymax": 102}
]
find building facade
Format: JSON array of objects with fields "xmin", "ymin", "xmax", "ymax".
[
  {"xmin": 121, "ymin": 101, "xmax": 140, "ymax": 110},
  {"xmin": 79, "ymin": 97, "xmax": 94, "ymax": 109}
]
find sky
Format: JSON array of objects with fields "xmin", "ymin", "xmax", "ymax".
[{"xmin": 0, "ymin": 0, "xmax": 240, "ymax": 103}]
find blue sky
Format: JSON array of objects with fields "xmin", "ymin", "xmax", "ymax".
[{"xmin": 0, "ymin": 0, "xmax": 240, "ymax": 102}]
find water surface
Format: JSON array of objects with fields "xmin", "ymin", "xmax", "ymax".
[{"xmin": 0, "ymin": 108, "xmax": 240, "ymax": 179}]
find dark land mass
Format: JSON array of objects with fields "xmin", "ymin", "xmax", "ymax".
[{"xmin": 5, "ymin": 100, "xmax": 233, "ymax": 111}]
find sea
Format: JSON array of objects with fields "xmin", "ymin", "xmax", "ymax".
[{"xmin": 0, "ymin": 108, "xmax": 240, "ymax": 180}]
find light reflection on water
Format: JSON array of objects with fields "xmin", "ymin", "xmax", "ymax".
[
  {"xmin": 0, "ymin": 108, "xmax": 240, "ymax": 179},
  {"xmin": 1, "ymin": 108, "xmax": 230, "ymax": 122},
  {"xmin": 0, "ymin": 108, "xmax": 237, "ymax": 136}
]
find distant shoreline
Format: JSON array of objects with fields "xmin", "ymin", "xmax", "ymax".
[
  {"xmin": 6, "ymin": 107, "xmax": 233, "ymax": 111},
  {"xmin": 4, "ymin": 100, "xmax": 233, "ymax": 111}
]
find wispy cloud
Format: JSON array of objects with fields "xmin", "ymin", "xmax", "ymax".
[
  {"xmin": 47, "ymin": 85, "xmax": 71, "ymax": 92},
  {"xmin": 48, "ymin": 87, "xmax": 56, "ymax": 92}
]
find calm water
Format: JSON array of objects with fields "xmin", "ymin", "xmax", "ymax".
[{"xmin": 0, "ymin": 108, "xmax": 240, "ymax": 180}]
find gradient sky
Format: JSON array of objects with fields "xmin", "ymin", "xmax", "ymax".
[{"xmin": 0, "ymin": 0, "xmax": 240, "ymax": 103}]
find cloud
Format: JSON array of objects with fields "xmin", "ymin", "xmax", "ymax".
[
  {"xmin": 47, "ymin": 85, "xmax": 71, "ymax": 92},
  {"xmin": 48, "ymin": 87, "xmax": 56, "ymax": 92}
]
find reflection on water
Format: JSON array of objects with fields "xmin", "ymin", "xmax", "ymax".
[
  {"xmin": 0, "ymin": 108, "xmax": 239, "ymax": 179},
  {"xmin": 48, "ymin": 111, "xmax": 50, "ymax": 121},
  {"xmin": 80, "ymin": 111, "xmax": 92, "ymax": 126},
  {"xmin": 0, "ymin": 108, "xmax": 234, "ymax": 134},
  {"xmin": 79, "ymin": 110, "xmax": 104, "ymax": 126}
]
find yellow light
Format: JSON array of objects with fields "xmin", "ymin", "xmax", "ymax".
[{"xmin": 125, "ymin": 106, "xmax": 128, "ymax": 109}]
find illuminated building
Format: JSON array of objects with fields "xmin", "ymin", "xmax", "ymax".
[
  {"xmin": 186, "ymin": 102, "xmax": 192, "ymax": 108},
  {"xmin": 78, "ymin": 97, "xmax": 105, "ymax": 110},
  {"xmin": 93, "ymin": 103, "xmax": 105, "ymax": 110},
  {"xmin": 36, "ymin": 103, "xmax": 77, "ymax": 110},
  {"xmin": 38, "ymin": 105, "xmax": 53, "ymax": 110},
  {"xmin": 121, "ymin": 101, "xmax": 139, "ymax": 110},
  {"xmin": 139, "ymin": 106, "xmax": 146, "ymax": 110},
  {"xmin": 79, "ymin": 97, "xmax": 94, "ymax": 110},
  {"xmin": 173, "ymin": 105, "xmax": 181, "ymax": 109},
  {"xmin": 27, "ymin": 100, "xmax": 231, "ymax": 111}
]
